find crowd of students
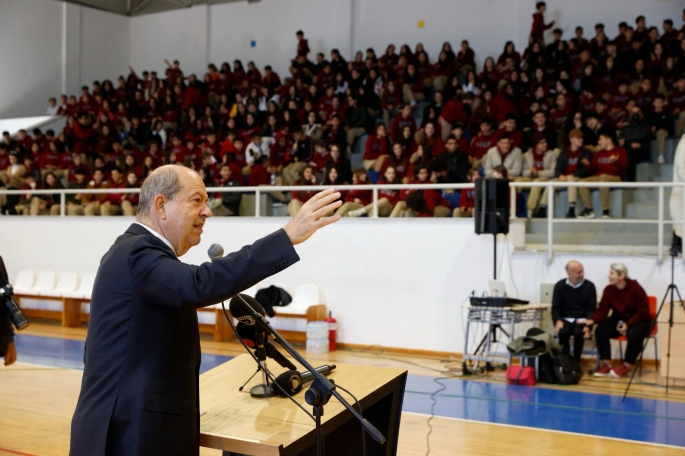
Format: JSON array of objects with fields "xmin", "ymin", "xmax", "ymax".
[{"xmin": 2, "ymin": 3, "xmax": 685, "ymax": 218}]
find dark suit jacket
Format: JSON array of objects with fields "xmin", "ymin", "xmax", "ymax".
[{"xmin": 70, "ymin": 223, "xmax": 299, "ymax": 456}]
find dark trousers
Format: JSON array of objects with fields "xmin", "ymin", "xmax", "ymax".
[
  {"xmin": 595, "ymin": 314, "xmax": 652, "ymax": 364},
  {"xmin": 557, "ymin": 320, "xmax": 586, "ymax": 362}
]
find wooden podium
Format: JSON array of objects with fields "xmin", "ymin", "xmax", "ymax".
[{"xmin": 199, "ymin": 354, "xmax": 407, "ymax": 456}]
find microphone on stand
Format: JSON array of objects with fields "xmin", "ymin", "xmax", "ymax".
[
  {"xmin": 236, "ymin": 322, "xmax": 297, "ymax": 371},
  {"xmin": 274, "ymin": 365, "xmax": 337, "ymax": 397}
]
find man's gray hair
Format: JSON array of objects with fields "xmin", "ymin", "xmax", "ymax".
[
  {"xmin": 136, "ymin": 165, "xmax": 184, "ymax": 217},
  {"xmin": 610, "ymin": 262, "xmax": 629, "ymax": 278}
]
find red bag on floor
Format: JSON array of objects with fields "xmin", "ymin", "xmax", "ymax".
[{"xmin": 506, "ymin": 366, "xmax": 536, "ymax": 386}]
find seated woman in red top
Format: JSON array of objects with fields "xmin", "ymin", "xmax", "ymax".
[
  {"xmin": 455, "ymin": 169, "xmax": 481, "ymax": 217},
  {"xmin": 363, "ymin": 124, "xmax": 391, "ymax": 171},
  {"xmin": 414, "ymin": 121, "xmax": 445, "ymax": 158},
  {"xmin": 586, "ymin": 263, "xmax": 652, "ymax": 378},
  {"xmin": 335, "ymin": 169, "xmax": 371, "ymax": 217},
  {"xmin": 404, "ymin": 166, "xmax": 451, "ymax": 218},
  {"xmin": 383, "ymin": 143, "xmax": 412, "ymax": 183},
  {"xmin": 121, "ymin": 171, "xmax": 140, "ymax": 216},
  {"xmin": 287, "ymin": 165, "xmax": 318, "ymax": 217},
  {"xmin": 347, "ymin": 166, "xmax": 403, "ymax": 218},
  {"xmin": 27, "ymin": 172, "xmax": 63, "ymax": 216}
]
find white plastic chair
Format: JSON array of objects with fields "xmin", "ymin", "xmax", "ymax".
[
  {"xmin": 42, "ymin": 272, "xmax": 79, "ymax": 298},
  {"xmin": 33, "ymin": 271, "xmax": 56, "ymax": 296},
  {"xmin": 12, "ymin": 270, "xmax": 35, "ymax": 294},
  {"xmin": 286, "ymin": 284, "xmax": 320, "ymax": 314},
  {"xmin": 63, "ymin": 273, "xmax": 96, "ymax": 299}
]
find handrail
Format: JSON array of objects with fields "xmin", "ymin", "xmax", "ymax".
[{"xmin": 1, "ymin": 182, "xmax": 683, "ymax": 263}]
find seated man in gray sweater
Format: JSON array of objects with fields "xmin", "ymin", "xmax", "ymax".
[
  {"xmin": 483, "ymin": 133, "xmax": 522, "ymax": 179},
  {"xmin": 552, "ymin": 260, "xmax": 597, "ymax": 362},
  {"xmin": 517, "ymin": 133, "xmax": 557, "ymax": 218}
]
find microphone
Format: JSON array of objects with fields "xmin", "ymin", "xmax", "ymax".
[
  {"xmin": 236, "ymin": 322, "xmax": 297, "ymax": 371},
  {"xmin": 274, "ymin": 365, "xmax": 337, "ymax": 397},
  {"xmin": 207, "ymin": 243, "xmax": 224, "ymax": 261},
  {"xmin": 229, "ymin": 294, "xmax": 268, "ymax": 328}
]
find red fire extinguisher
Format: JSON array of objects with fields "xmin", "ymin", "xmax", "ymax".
[{"xmin": 325, "ymin": 311, "xmax": 337, "ymax": 351}]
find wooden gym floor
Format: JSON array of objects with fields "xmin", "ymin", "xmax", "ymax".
[{"xmin": 1, "ymin": 322, "xmax": 684, "ymax": 456}]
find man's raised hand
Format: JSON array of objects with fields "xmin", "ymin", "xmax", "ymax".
[{"xmin": 284, "ymin": 188, "xmax": 342, "ymax": 245}]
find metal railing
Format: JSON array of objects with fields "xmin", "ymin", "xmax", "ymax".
[
  {"xmin": 510, "ymin": 181, "xmax": 685, "ymax": 264},
  {"xmin": 2, "ymin": 182, "xmax": 683, "ymax": 262}
]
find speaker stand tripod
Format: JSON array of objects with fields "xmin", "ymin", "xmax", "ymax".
[{"xmin": 622, "ymin": 246, "xmax": 684, "ymax": 401}]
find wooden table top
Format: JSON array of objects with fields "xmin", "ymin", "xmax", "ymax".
[{"xmin": 199, "ymin": 354, "xmax": 406, "ymax": 455}]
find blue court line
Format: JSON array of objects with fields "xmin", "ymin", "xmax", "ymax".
[
  {"xmin": 12, "ymin": 333, "xmax": 232, "ymax": 374},
  {"xmin": 401, "ymin": 375, "xmax": 685, "ymax": 448},
  {"xmin": 12, "ymin": 334, "xmax": 685, "ymax": 448}
]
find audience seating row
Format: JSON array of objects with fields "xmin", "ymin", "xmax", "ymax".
[{"xmin": 13, "ymin": 270, "xmax": 327, "ymax": 343}]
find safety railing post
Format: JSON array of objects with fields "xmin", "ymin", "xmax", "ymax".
[
  {"xmin": 658, "ymin": 185, "xmax": 664, "ymax": 264},
  {"xmin": 255, "ymin": 189, "xmax": 261, "ymax": 218},
  {"xmin": 372, "ymin": 188, "xmax": 378, "ymax": 218},
  {"xmin": 547, "ymin": 182, "xmax": 554, "ymax": 263}
]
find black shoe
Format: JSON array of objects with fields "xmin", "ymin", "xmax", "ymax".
[
  {"xmin": 533, "ymin": 207, "xmax": 547, "ymax": 218},
  {"xmin": 579, "ymin": 208, "xmax": 595, "ymax": 219},
  {"xmin": 565, "ymin": 207, "xmax": 576, "ymax": 218}
]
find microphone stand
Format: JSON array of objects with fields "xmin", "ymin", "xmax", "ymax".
[
  {"xmin": 247, "ymin": 331, "xmax": 277, "ymax": 398},
  {"xmin": 237, "ymin": 296, "xmax": 386, "ymax": 455}
]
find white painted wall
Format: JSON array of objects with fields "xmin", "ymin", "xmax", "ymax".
[
  {"xmin": 126, "ymin": 0, "xmax": 684, "ymax": 81},
  {"xmin": 80, "ymin": 7, "xmax": 130, "ymax": 87},
  {"xmin": 0, "ymin": 0, "xmax": 129, "ymax": 119},
  {"xmin": 0, "ymin": 0, "xmax": 63, "ymax": 118},
  {"xmin": 2, "ymin": 217, "xmax": 681, "ymax": 359},
  {"xmin": 208, "ymin": 0, "xmax": 351, "ymax": 80},
  {"xmin": 129, "ymin": 6, "xmax": 209, "ymax": 79}
]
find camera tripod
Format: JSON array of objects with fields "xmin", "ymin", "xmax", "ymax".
[{"xmin": 622, "ymin": 244, "xmax": 684, "ymax": 401}]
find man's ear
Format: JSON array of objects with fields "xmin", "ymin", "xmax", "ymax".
[{"xmin": 153, "ymin": 194, "xmax": 167, "ymax": 220}]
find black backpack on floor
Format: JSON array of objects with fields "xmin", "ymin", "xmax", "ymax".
[{"xmin": 553, "ymin": 354, "xmax": 583, "ymax": 385}]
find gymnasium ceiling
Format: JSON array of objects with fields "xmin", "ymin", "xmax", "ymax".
[{"xmin": 58, "ymin": 0, "xmax": 255, "ymax": 16}]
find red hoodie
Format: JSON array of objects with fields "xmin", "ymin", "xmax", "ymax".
[
  {"xmin": 344, "ymin": 183, "xmax": 372, "ymax": 206},
  {"xmin": 376, "ymin": 178, "xmax": 401, "ymax": 205},
  {"xmin": 588, "ymin": 147, "xmax": 628, "ymax": 178},
  {"xmin": 591, "ymin": 279, "xmax": 651, "ymax": 328},
  {"xmin": 364, "ymin": 135, "xmax": 390, "ymax": 161},
  {"xmin": 439, "ymin": 99, "xmax": 468, "ymax": 125},
  {"xmin": 468, "ymin": 132, "xmax": 498, "ymax": 160}
]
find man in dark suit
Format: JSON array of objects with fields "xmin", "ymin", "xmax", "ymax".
[{"xmin": 70, "ymin": 165, "xmax": 341, "ymax": 456}]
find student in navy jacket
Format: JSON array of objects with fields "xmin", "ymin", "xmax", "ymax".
[{"xmin": 70, "ymin": 165, "xmax": 341, "ymax": 456}]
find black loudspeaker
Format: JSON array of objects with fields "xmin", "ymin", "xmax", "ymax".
[{"xmin": 474, "ymin": 178, "xmax": 509, "ymax": 235}]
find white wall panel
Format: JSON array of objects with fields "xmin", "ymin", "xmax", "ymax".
[
  {"xmin": 129, "ymin": 6, "xmax": 209, "ymax": 79},
  {"xmin": 0, "ymin": 0, "xmax": 64, "ymax": 118},
  {"xmin": 80, "ymin": 6, "xmax": 130, "ymax": 87},
  {"xmin": 0, "ymin": 216, "xmax": 679, "ymax": 358}
]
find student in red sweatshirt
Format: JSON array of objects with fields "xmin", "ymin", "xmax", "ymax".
[
  {"xmin": 347, "ymin": 166, "xmax": 403, "ymax": 217},
  {"xmin": 586, "ymin": 263, "xmax": 652, "ymax": 378},
  {"xmin": 287, "ymin": 165, "xmax": 318, "ymax": 216},
  {"xmin": 455, "ymin": 169, "xmax": 481, "ymax": 217},
  {"xmin": 121, "ymin": 171, "xmax": 140, "ymax": 216},
  {"xmin": 530, "ymin": 1, "xmax": 555, "ymax": 44},
  {"xmin": 389, "ymin": 104, "xmax": 417, "ymax": 143},
  {"xmin": 404, "ymin": 166, "xmax": 451, "ymax": 217},
  {"xmin": 100, "ymin": 166, "xmax": 126, "ymax": 216},
  {"xmin": 336, "ymin": 169, "xmax": 372, "ymax": 216},
  {"xmin": 363, "ymin": 123, "xmax": 391, "ymax": 171},
  {"xmin": 468, "ymin": 119, "xmax": 498, "ymax": 168},
  {"xmin": 579, "ymin": 132, "xmax": 629, "ymax": 218}
]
